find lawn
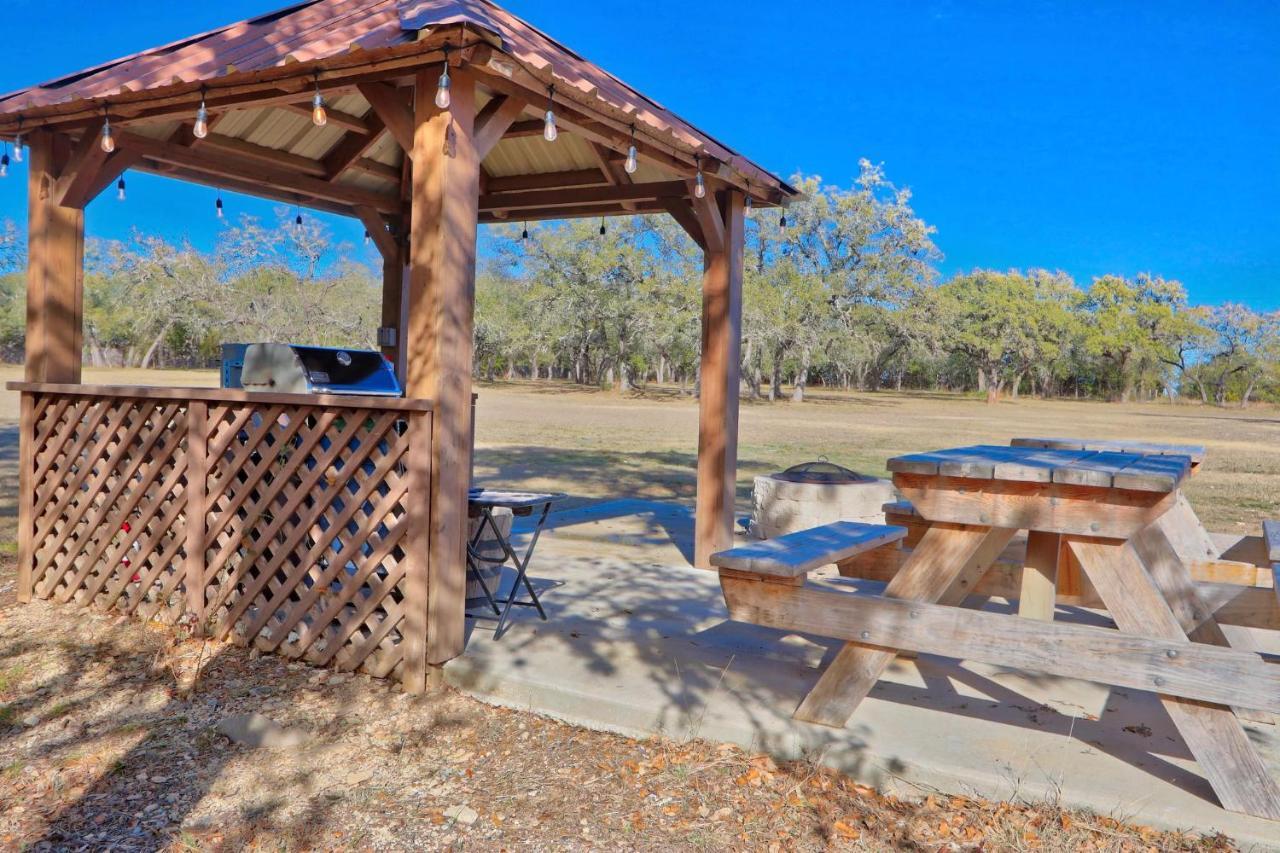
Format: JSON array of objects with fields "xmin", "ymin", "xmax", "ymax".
[{"xmin": 0, "ymin": 366, "xmax": 1277, "ymax": 545}]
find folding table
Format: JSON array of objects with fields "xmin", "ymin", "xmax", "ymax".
[{"xmin": 465, "ymin": 489, "xmax": 565, "ymax": 638}]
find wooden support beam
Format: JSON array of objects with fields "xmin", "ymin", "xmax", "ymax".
[
  {"xmin": 693, "ymin": 190, "xmax": 744, "ymax": 568},
  {"xmin": 793, "ymin": 524, "xmax": 1017, "ymax": 726},
  {"xmin": 115, "ymin": 130, "xmax": 400, "ymax": 214},
  {"xmin": 196, "ymin": 132, "xmax": 329, "ymax": 177},
  {"xmin": 1069, "ymin": 537, "xmax": 1280, "ymax": 819},
  {"xmin": 358, "ymin": 82, "xmax": 416, "ymax": 155},
  {"xmin": 477, "ymin": 200, "xmax": 671, "ymax": 224},
  {"xmin": 500, "ymin": 119, "xmax": 546, "ymax": 138},
  {"xmin": 354, "ymin": 205, "xmax": 398, "ymax": 264},
  {"xmin": 133, "ymin": 161, "xmax": 357, "ymax": 218},
  {"xmin": 587, "ymin": 141, "xmax": 637, "ymax": 212},
  {"xmin": 53, "ymin": 120, "xmax": 110, "ymax": 209},
  {"xmin": 719, "ymin": 573, "xmax": 1280, "ymax": 714},
  {"xmin": 474, "ymin": 95, "xmax": 528, "ymax": 159},
  {"xmin": 663, "ymin": 198, "xmax": 706, "ymax": 250},
  {"xmin": 25, "ymin": 131, "xmax": 84, "ymax": 384},
  {"xmin": 1018, "ymin": 531, "xmax": 1060, "ymax": 620},
  {"xmin": 480, "ymin": 180, "xmax": 687, "ymax": 212},
  {"xmin": 484, "ymin": 169, "xmax": 606, "ymax": 193},
  {"xmin": 406, "ymin": 68, "xmax": 482, "ymax": 666},
  {"xmin": 690, "ymin": 190, "xmax": 726, "ymax": 254},
  {"xmin": 323, "ymin": 112, "xmax": 387, "ymax": 180}
]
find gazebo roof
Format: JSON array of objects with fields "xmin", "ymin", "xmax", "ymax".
[{"xmin": 0, "ymin": 0, "xmax": 796, "ymax": 221}]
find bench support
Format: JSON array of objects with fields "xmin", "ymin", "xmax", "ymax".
[{"xmin": 791, "ymin": 523, "xmax": 1015, "ymax": 727}]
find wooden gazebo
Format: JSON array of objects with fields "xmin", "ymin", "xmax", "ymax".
[{"xmin": 0, "ymin": 0, "xmax": 797, "ymax": 690}]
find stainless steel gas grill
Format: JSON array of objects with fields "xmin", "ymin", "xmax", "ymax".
[{"xmin": 221, "ymin": 343, "xmax": 401, "ymax": 396}]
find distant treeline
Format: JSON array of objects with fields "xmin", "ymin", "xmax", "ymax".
[{"xmin": 0, "ymin": 161, "xmax": 1276, "ymax": 405}]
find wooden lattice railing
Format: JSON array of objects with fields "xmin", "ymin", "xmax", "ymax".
[{"xmin": 9, "ymin": 383, "xmax": 433, "ymax": 690}]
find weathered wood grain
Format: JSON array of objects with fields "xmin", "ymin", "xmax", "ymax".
[{"xmin": 711, "ymin": 522, "xmax": 907, "ymax": 578}]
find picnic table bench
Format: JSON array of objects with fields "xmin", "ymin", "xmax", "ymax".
[{"xmin": 715, "ymin": 443, "xmax": 1280, "ymax": 821}]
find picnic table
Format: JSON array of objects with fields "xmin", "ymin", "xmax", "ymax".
[{"xmin": 718, "ymin": 443, "xmax": 1280, "ymax": 820}]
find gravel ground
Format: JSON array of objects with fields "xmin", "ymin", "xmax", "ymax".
[{"xmin": 0, "ymin": 587, "xmax": 1239, "ymax": 852}]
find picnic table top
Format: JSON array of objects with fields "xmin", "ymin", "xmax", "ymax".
[
  {"xmin": 1011, "ymin": 436, "xmax": 1206, "ymax": 464},
  {"xmin": 468, "ymin": 489, "xmax": 567, "ymax": 510},
  {"xmin": 886, "ymin": 444, "xmax": 1191, "ymax": 493}
]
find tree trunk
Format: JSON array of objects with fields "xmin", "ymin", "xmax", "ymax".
[
  {"xmin": 791, "ymin": 348, "xmax": 811, "ymax": 402},
  {"xmin": 769, "ymin": 345, "xmax": 784, "ymax": 402}
]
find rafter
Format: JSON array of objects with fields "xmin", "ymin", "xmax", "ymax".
[
  {"xmin": 114, "ymin": 129, "xmax": 400, "ymax": 214},
  {"xmin": 281, "ymin": 102, "xmax": 370, "ymax": 133},
  {"xmin": 195, "ymin": 132, "xmax": 329, "ymax": 177},
  {"xmin": 53, "ymin": 120, "xmax": 110, "ymax": 208},
  {"xmin": 480, "ymin": 180, "xmax": 687, "ymax": 213},
  {"xmin": 587, "ymin": 141, "xmax": 637, "ymax": 212},
  {"xmin": 485, "ymin": 169, "xmax": 607, "ymax": 193},
  {"xmin": 323, "ymin": 111, "xmax": 387, "ymax": 180}
]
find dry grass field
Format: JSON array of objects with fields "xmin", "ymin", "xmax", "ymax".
[{"xmin": 0, "ymin": 366, "xmax": 1277, "ymax": 546}]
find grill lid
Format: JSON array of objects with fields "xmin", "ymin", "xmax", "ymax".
[{"xmin": 774, "ymin": 458, "xmax": 875, "ymax": 485}]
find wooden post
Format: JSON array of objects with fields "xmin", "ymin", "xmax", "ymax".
[
  {"xmin": 184, "ymin": 400, "xmax": 208, "ymax": 634},
  {"xmin": 402, "ymin": 409, "xmax": 434, "ymax": 692},
  {"xmin": 694, "ymin": 191, "xmax": 745, "ymax": 568},
  {"xmin": 381, "ymin": 226, "xmax": 409, "ymax": 384},
  {"xmin": 1018, "ymin": 531, "xmax": 1060, "ymax": 621},
  {"xmin": 25, "ymin": 130, "xmax": 85, "ymax": 384},
  {"xmin": 16, "ymin": 393, "xmax": 34, "ymax": 603},
  {"xmin": 406, "ymin": 67, "xmax": 481, "ymax": 665}
]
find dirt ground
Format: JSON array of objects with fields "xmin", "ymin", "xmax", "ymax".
[
  {"xmin": 0, "ymin": 368, "xmax": 1274, "ymax": 849},
  {"xmin": 0, "ymin": 588, "xmax": 1237, "ymax": 852}
]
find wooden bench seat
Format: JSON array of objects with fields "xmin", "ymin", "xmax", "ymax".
[{"xmin": 711, "ymin": 521, "xmax": 906, "ymax": 580}]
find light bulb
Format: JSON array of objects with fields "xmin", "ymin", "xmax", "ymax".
[
  {"xmin": 295, "ymin": 213, "xmax": 303, "ymax": 228},
  {"xmin": 598, "ymin": 220, "xmax": 606, "ymax": 236},
  {"xmin": 694, "ymin": 171, "xmax": 706, "ymax": 199},
  {"xmin": 624, "ymin": 145, "xmax": 638, "ymax": 175},
  {"xmin": 193, "ymin": 102, "xmax": 209, "ymax": 139},
  {"xmin": 435, "ymin": 66, "xmax": 451, "ymax": 110},
  {"xmin": 780, "ymin": 214, "xmax": 787, "ymax": 228},
  {"xmin": 0, "ymin": 153, "xmax": 8, "ymax": 179},
  {"xmin": 364, "ymin": 230, "xmax": 371, "ymax": 245},
  {"xmin": 100, "ymin": 119, "xmax": 115, "ymax": 154},
  {"xmin": 311, "ymin": 89, "xmax": 327, "ymax": 127},
  {"xmin": 215, "ymin": 197, "xmax": 224, "ymax": 218},
  {"xmin": 12, "ymin": 135, "xmax": 21, "ymax": 163},
  {"xmin": 116, "ymin": 177, "xmax": 126, "ymax": 202},
  {"xmin": 521, "ymin": 223, "xmax": 529, "ymax": 241},
  {"xmin": 543, "ymin": 109, "xmax": 557, "ymax": 142},
  {"xmin": 745, "ymin": 195, "xmax": 753, "ymax": 216}
]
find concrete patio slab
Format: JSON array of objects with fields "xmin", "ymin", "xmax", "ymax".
[{"xmin": 449, "ymin": 500, "xmax": 1280, "ymax": 849}]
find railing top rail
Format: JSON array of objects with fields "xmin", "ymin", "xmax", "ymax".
[{"xmin": 7, "ymin": 382, "xmax": 434, "ymax": 413}]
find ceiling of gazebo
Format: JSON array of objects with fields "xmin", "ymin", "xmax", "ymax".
[{"xmin": 0, "ymin": 0, "xmax": 796, "ymax": 223}]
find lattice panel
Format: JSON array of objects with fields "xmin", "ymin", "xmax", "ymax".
[
  {"xmin": 200, "ymin": 404, "xmax": 413, "ymax": 677},
  {"xmin": 25, "ymin": 394, "xmax": 191, "ymax": 623}
]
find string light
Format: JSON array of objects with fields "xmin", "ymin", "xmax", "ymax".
[
  {"xmin": 295, "ymin": 212, "xmax": 304, "ymax": 228},
  {"xmin": 116, "ymin": 176, "xmax": 126, "ymax": 202},
  {"xmin": 0, "ymin": 147, "xmax": 8, "ymax": 179},
  {"xmin": 598, "ymin": 218, "xmax": 606, "ymax": 236},
  {"xmin": 694, "ymin": 155, "xmax": 706, "ymax": 199},
  {"xmin": 543, "ymin": 85, "xmax": 558, "ymax": 142},
  {"xmin": 780, "ymin": 212, "xmax": 787, "ymax": 228},
  {"xmin": 12, "ymin": 119, "xmax": 22, "ymax": 163},
  {"xmin": 624, "ymin": 124, "xmax": 638, "ymax": 174},
  {"xmin": 435, "ymin": 44, "xmax": 452, "ymax": 110},
  {"xmin": 521, "ymin": 222, "xmax": 529, "ymax": 241},
  {"xmin": 215, "ymin": 192, "xmax": 224, "ymax": 219},
  {"xmin": 194, "ymin": 89, "xmax": 210, "ymax": 139},
  {"xmin": 744, "ymin": 183, "xmax": 753, "ymax": 217},
  {"xmin": 311, "ymin": 74, "xmax": 327, "ymax": 127},
  {"xmin": 100, "ymin": 113, "xmax": 116, "ymax": 154}
]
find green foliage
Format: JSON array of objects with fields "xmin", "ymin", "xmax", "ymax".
[{"xmin": 2, "ymin": 157, "xmax": 1277, "ymax": 409}]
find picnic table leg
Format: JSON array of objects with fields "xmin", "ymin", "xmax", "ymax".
[
  {"xmin": 1069, "ymin": 537, "xmax": 1280, "ymax": 820},
  {"xmin": 1130, "ymin": 523, "xmax": 1274, "ymax": 726},
  {"xmin": 794, "ymin": 523, "xmax": 1016, "ymax": 728},
  {"xmin": 1017, "ymin": 531, "xmax": 1060, "ymax": 621}
]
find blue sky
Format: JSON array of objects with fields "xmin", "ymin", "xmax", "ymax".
[{"xmin": 1, "ymin": 0, "xmax": 1277, "ymax": 308}]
